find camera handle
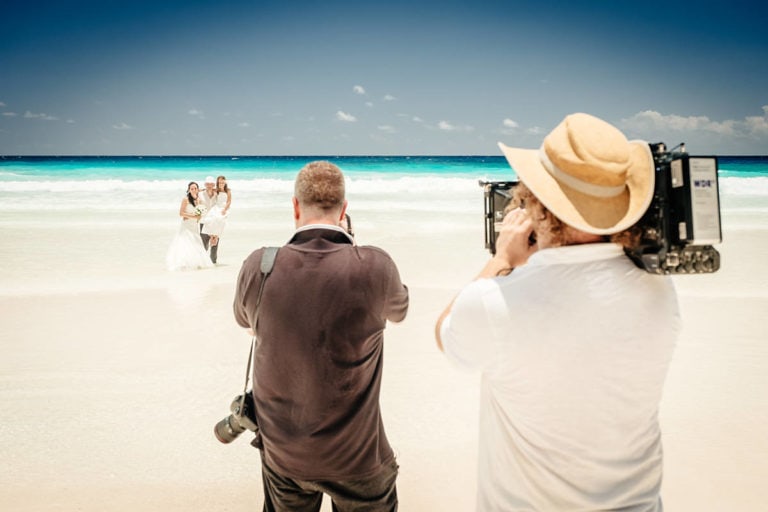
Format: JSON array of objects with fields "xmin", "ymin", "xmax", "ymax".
[{"xmin": 240, "ymin": 247, "xmax": 280, "ymax": 404}]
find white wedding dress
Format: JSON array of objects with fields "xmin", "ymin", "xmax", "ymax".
[
  {"xmin": 165, "ymin": 202, "xmax": 214, "ymax": 271},
  {"xmin": 201, "ymin": 192, "xmax": 228, "ymax": 237}
]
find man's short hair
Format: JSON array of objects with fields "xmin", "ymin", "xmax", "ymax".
[{"xmin": 295, "ymin": 161, "xmax": 346, "ymax": 210}]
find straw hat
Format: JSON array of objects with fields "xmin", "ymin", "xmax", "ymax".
[{"xmin": 498, "ymin": 113, "xmax": 654, "ymax": 235}]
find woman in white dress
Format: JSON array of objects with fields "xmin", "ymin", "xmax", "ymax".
[
  {"xmin": 201, "ymin": 175, "xmax": 231, "ymax": 248},
  {"xmin": 165, "ymin": 181, "xmax": 214, "ymax": 271}
]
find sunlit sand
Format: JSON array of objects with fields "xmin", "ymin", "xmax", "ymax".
[{"xmin": 0, "ymin": 191, "xmax": 766, "ymax": 511}]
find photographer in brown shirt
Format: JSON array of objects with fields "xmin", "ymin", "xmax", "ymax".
[{"xmin": 234, "ymin": 161, "xmax": 409, "ymax": 512}]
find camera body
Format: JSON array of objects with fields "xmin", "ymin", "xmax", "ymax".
[
  {"xmin": 481, "ymin": 142, "xmax": 722, "ymax": 274},
  {"xmin": 214, "ymin": 392, "xmax": 260, "ymax": 444},
  {"xmin": 481, "ymin": 180, "xmax": 520, "ymax": 256}
]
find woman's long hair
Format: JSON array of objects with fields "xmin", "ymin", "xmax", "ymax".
[
  {"xmin": 216, "ymin": 175, "xmax": 229, "ymax": 193},
  {"xmin": 187, "ymin": 181, "xmax": 199, "ymax": 207}
]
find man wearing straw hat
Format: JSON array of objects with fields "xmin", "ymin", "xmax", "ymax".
[{"xmin": 436, "ymin": 113, "xmax": 680, "ymax": 511}]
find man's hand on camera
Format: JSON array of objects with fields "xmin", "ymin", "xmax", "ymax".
[
  {"xmin": 435, "ymin": 208, "xmax": 537, "ymax": 350},
  {"xmin": 493, "ymin": 208, "xmax": 537, "ymax": 271}
]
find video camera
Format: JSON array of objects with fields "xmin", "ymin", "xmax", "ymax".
[{"xmin": 481, "ymin": 142, "xmax": 722, "ymax": 274}]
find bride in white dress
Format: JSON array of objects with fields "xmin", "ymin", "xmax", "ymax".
[
  {"xmin": 166, "ymin": 181, "xmax": 214, "ymax": 271},
  {"xmin": 201, "ymin": 175, "xmax": 231, "ymax": 247}
]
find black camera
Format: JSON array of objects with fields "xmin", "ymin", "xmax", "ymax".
[
  {"xmin": 214, "ymin": 392, "xmax": 260, "ymax": 444},
  {"xmin": 481, "ymin": 142, "xmax": 722, "ymax": 274},
  {"xmin": 481, "ymin": 180, "xmax": 520, "ymax": 256}
]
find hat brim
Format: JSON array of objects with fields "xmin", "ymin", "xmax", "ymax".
[{"xmin": 497, "ymin": 141, "xmax": 654, "ymax": 235}]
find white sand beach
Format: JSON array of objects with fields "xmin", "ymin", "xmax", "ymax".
[{"xmin": 1, "ymin": 200, "xmax": 767, "ymax": 511}]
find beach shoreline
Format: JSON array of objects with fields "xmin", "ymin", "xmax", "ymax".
[{"xmin": 1, "ymin": 164, "xmax": 767, "ymax": 510}]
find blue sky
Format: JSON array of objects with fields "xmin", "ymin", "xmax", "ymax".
[{"xmin": 1, "ymin": 0, "xmax": 766, "ymax": 155}]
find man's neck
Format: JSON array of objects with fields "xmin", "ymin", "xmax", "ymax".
[
  {"xmin": 294, "ymin": 223, "xmax": 354, "ymax": 243},
  {"xmin": 537, "ymin": 226, "xmax": 604, "ymax": 249}
]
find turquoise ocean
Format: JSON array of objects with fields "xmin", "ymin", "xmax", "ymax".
[
  {"xmin": 0, "ymin": 156, "xmax": 521, "ymax": 220},
  {"xmin": 0, "ymin": 155, "xmax": 766, "ymax": 295},
  {"xmin": 0, "ymin": 155, "xmax": 767, "ymax": 230}
]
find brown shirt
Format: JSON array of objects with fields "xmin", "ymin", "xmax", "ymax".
[{"xmin": 233, "ymin": 226, "xmax": 409, "ymax": 480}]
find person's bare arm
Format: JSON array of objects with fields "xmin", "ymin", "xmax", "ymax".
[
  {"xmin": 179, "ymin": 197, "xmax": 197, "ymax": 220},
  {"xmin": 435, "ymin": 208, "xmax": 536, "ymax": 351}
]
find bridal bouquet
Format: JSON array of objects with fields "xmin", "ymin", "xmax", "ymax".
[{"xmin": 194, "ymin": 205, "xmax": 207, "ymax": 218}]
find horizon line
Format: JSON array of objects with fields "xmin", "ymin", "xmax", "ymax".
[{"xmin": 2, "ymin": 154, "xmax": 766, "ymax": 159}]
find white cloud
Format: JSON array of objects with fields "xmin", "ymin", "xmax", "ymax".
[
  {"xmin": 383, "ymin": 94, "xmax": 396, "ymax": 101},
  {"xmin": 622, "ymin": 110, "xmax": 734, "ymax": 135},
  {"xmin": 412, "ymin": 116, "xmax": 424, "ymax": 123},
  {"xmin": 3, "ymin": 112, "xmax": 17, "ymax": 117},
  {"xmin": 237, "ymin": 122, "xmax": 251, "ymax": 128},
  {"xmin": 744, "ymin": 114, "xmax": 768, "ymax": 134},
  {"xmin": 622, "ymin": 108, "xmax": 768, "ymax": 139},
  {"xmin": 112, "ymin": 122, "xmax": 134, "ymax": 130},
  {"xmin": 336, "ymin": 110, "xmax": 357, "ymax": 122},
  {"xmin": 188, "ymin": 108, "xmax": 205, "ymax": 118},
  {"xmin": 378, "ymin": 125, "xmax": 396, "ymax": 133},
  {"xmin": 526, "ymin": 127, "xmax": 543, "ymax": 135},
  {"xmin": 365, "ymin": 102, "xmax": 374, "ymax": 108},
  {"xmin": 24, "ymin": 111, "xmax": 58, "ymax": 121},
  {"xmin": 438, "ymin": 120, "xmax": 474, "ymax": 132},
  {"xmin": 743, "ymin": 105, "xmax": 768, "ymax": 135},
  {"xmin": 0, "ymin": 102, "xmax": 5, "ymax": 107},
  {"xmin": 353, "ymin": 85, "xmax": 366, "ymax": 95},
  {"xmin": 503, "ymin": 118, "xmax": 519, "ymax": 129},
  {"xmin": 66, "ymin": 119, "xmax": 75, "ymax": 124}
]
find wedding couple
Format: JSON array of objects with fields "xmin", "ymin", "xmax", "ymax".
[{"xmin": 165, "ymin": 175, "xmax": 232, "ymax": 271}]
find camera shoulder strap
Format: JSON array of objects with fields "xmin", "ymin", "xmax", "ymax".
[
  {"xmin": 242, "ymin": 246, "xmax": 279, "ymax": 395},
  {"xmin": 259, "ymin": 246, "xmax": 279, "ymax": 277}
]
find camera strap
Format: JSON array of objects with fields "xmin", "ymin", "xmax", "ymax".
[{"xmin": 241, "ymin": 246, "xmax": 279, "ymax": 396}]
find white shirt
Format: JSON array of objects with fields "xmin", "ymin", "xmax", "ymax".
[
  {"xmin": 441, "ymin": 243, "xmax": 680, "ymax": 512},
  {"xmin": 198, "ymin": 189, "xmax": 217, "ymax": 216}
]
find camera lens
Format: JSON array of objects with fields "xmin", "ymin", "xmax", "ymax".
[{"xmin": 214, "ymin": 414, "xmax": 246, "ymax": 444}]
